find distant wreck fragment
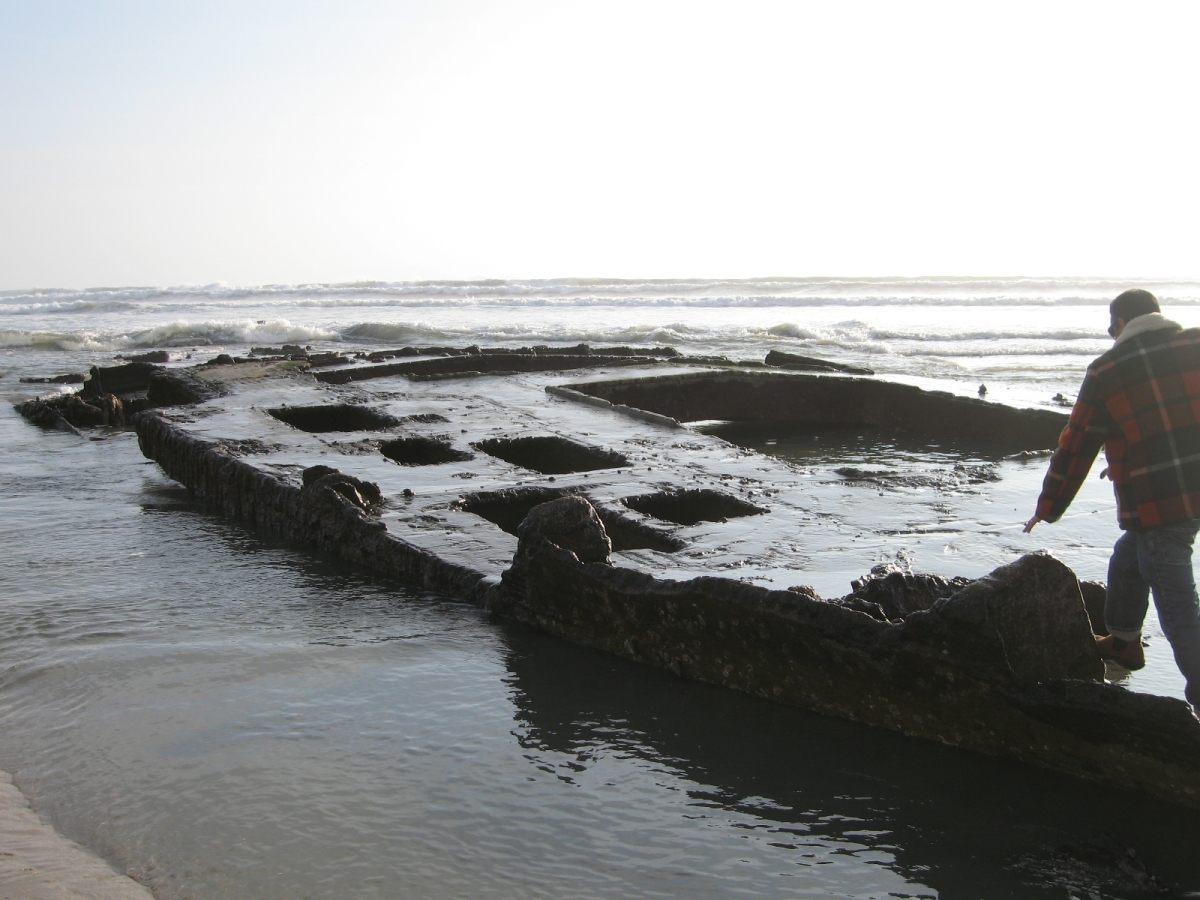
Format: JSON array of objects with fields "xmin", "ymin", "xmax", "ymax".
[{"xmin": 15, "ymin": 344, "xmax": 1200, "ymax": 806}]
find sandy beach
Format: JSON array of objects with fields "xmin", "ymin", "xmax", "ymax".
[{"xmin": 0, "ymin": 770, "xmax": 151, "ymax": 900}]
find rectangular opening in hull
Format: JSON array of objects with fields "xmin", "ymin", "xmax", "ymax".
[
  {"xmin": 381, "ymin": 437, "xmax": 473, "ymax": 465},
  {"xmin": 473, "ymin": 436, "xmax": 629, "ymax": 475},
  {"xmin": 268, "ymin": 405, "xmax": 398, "ymax": 433},
  {"xmin": 622, "ymin": 489, "xmax": 767, "ymax": 527}
]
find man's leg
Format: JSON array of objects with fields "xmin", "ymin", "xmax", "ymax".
[
  {"xmin": 1106, "ymin": 529, "xmax": 1151, "ymax": 641},
  {"xmin": 1141, "ymin": 520, "xmax": 1200, "ymax": 708}
]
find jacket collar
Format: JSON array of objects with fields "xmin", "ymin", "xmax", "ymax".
[{"xmin": 1114, "ymin": 312, "xmax": 1181, "ymax": 346}]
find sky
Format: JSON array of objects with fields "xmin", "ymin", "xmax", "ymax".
[{"xmin": 1, "ymin": 0, "xmax": 1198, "ymax": 288}]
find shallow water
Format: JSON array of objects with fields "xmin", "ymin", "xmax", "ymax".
[
  {"xmin": 4, "ymin": 280, "xmax": 1200, "ymax": 897},
  {"xmin": 3, "ymin": 410, "xmax": 1200, "ymax": 898}
]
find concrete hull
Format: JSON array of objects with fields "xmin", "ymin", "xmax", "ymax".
[{"xmin": 132, "ymin": 392, "xmax": 1200, "ymax": 809}]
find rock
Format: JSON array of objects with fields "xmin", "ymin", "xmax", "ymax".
[
  {"xmin": 328, "ymin": 481, "xmax": 368, "ymax": 508},
  {"xmin": 209, "ymin": 354, "xmax": 236, "ymax": 366},
  {"xmin": 786, "ymin": 584, "xmax": 821, "ymax": 600},
  {"xmin": 519, "ymin": 496, "xmax": 612, "ymax": 565},
  {"xmin": 124, "ymin": 350, "xmax": 170, "ymax": 363},
  {"xmin": 795, "ymin": 583, "xmax": 896, "ymax": 621},
  {"xmin": 302, "ymin": 465, "xmax": 341, "ymax": 487},
  {"xmin": 845, "ymin": 569, "xmax": 971, "ymax": 621},
  {"xmin": 919, "ymin": 552, "xmax": 1103, "ymax": 683},
  {"xmin": 301, "ymin": 467, "xmax": 383, "ymax": 512},
  {"xmin": 1079, "ymin": 580, "xmax": 1108, "ymax": 636}
]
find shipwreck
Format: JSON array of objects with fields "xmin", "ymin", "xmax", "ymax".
[{"xmin": 16, "ymin": 343, "xmax": 1200, "ymax": 808}]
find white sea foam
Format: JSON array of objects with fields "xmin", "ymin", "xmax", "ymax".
[
  {"xmin": 1, "ymin": 278, "xmax": 1191, "ymax": 404},
  {"xmin": 3, "ymin": 276, "xmax": 1200, "ymax": 311},
  {"xmin": 0, "ymin": 320, "xmax": 339, "ymax": 351},
  {"xmin": 0, "ymin": 300, "xmax": 142, "ymax": 315}
]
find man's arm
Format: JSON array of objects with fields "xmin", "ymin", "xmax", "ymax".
[{"xmin": 1025, "ymin": 372, "xmax": 1109, "ymax": 531}]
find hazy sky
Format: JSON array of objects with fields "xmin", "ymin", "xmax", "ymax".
[{"xmin": 2, "ymin": 1, "xmax": 1198, "ymax": 288}]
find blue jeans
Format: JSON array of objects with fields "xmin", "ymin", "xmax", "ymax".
[{"xmin": 1106, "ymin": 520, "xmax": 1200, "ymax": 704}]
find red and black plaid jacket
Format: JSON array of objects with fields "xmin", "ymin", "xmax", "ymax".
[{"xmin": 1037, "ymin": 323, "xmax": 1200, "ymax": 529}]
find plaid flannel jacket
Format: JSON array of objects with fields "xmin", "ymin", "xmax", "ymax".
[{"xmin": 1036, "ymin": 323, "xmax": 1200, "ymax": 530}]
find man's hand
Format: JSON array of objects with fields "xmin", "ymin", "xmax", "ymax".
[
  {"xmin": 1023, "ymin": 515, "xmax": 1042, "ymax": 533},
  {"xmin": 1099, "ymin": 466, "xmax": 1111, "ymax": 480}
]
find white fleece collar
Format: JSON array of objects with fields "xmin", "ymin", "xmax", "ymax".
[{"xmin": 1115, "ymin": 312, "xmax": 1181, "ymax": 346}]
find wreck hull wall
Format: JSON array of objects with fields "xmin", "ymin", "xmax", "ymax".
[
  {"xmin": 573, "ymin": 372, "xmax": 1068, "ymax": 448},
  {"xmin": 491, "ymin": 534, "xmax": 1200, "ymax": 809},
  {"xmin": 315, "ymin": 354, "xmax": 651, "ymax": 384},
  {"xmin": 134, "ymin": 413, "xmax": 1200, "ymax": 810},
  {"xmin": 134, "ymin": 413, "xmax": 491, "ymax": 603}
]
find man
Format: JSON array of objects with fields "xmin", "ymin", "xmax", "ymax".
[{"xmin": 1024, "ymin": 289, "xmax": 1200, "ymax": 713}]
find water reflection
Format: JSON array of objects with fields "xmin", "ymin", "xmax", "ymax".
[{"xmin": 502, "ymin": 624, "xmax": 1200, "ymax": 897}]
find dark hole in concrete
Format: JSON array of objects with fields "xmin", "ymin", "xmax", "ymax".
[
  {"xmin": 459, "ymin": 487, "xmax": 682, "ymax": 553},
  {"xmin": 597, "ymin": 509, "xmax": 686, "ymax": 553},
  {"xmin": 381, "ymin": 437, "xmax": 473, "ymax": 466},
  {"xmin": 623, "ymin": 489, "xmax": 767, "ymax": 526},
  {"xmin": 473, "ymin": 436, "xmax": 629, "ymax": 475},
  {"xmin": 268, "ymin": 404, "xmax": 399, "ymax": 433},
  {"xmin": 460, "ymin": 486, "xmax": 570, "ymax": 534}
]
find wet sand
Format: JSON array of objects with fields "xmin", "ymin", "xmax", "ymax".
[{"xmin": 0, "ymin": 770, "xmax": 152, "ymax": 900}]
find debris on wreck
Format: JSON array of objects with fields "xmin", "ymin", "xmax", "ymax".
[{"xmin": 17, "ymin": 391, "xmax": 124, "ymax": 433}]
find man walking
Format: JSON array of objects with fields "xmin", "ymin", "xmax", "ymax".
[{"xmin": 1024, "ymin": 289, "xmax": 1200, "ymax": 713}]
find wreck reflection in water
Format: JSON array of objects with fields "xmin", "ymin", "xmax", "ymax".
[{"xmin": 503, "ymin": 623, "xmax": 1200, "ymax": 896}]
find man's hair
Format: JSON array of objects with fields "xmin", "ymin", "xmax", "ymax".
[{"xmin": 1110, "ymin": 289, "xmax": 1161, "ymax": 322}]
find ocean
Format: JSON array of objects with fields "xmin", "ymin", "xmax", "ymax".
[{"xmin": 3, "ymin": 277, "xmax": 1200, "ymax": 898}]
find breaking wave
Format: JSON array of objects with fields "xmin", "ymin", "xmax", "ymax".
[
  {"xmin": 4, "ymin": 276, "xmax": 1200, "ymax": 311},
  {"xmin": 0, "ymin": 320, "xmax": 339, "ymax": 352},
  {"xmin": 0, "ymin": 315, "xmax": 1115, "ymax": 358}
]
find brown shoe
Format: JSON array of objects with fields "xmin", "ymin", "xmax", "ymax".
[{"xmin": 1096, "ymin": 634, "xmax": 1145, "ymax": 671}]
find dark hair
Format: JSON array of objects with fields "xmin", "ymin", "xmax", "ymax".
[{"xmin": 1110, "ymin": 289, "xmax": 1160, "ymax": 323}]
